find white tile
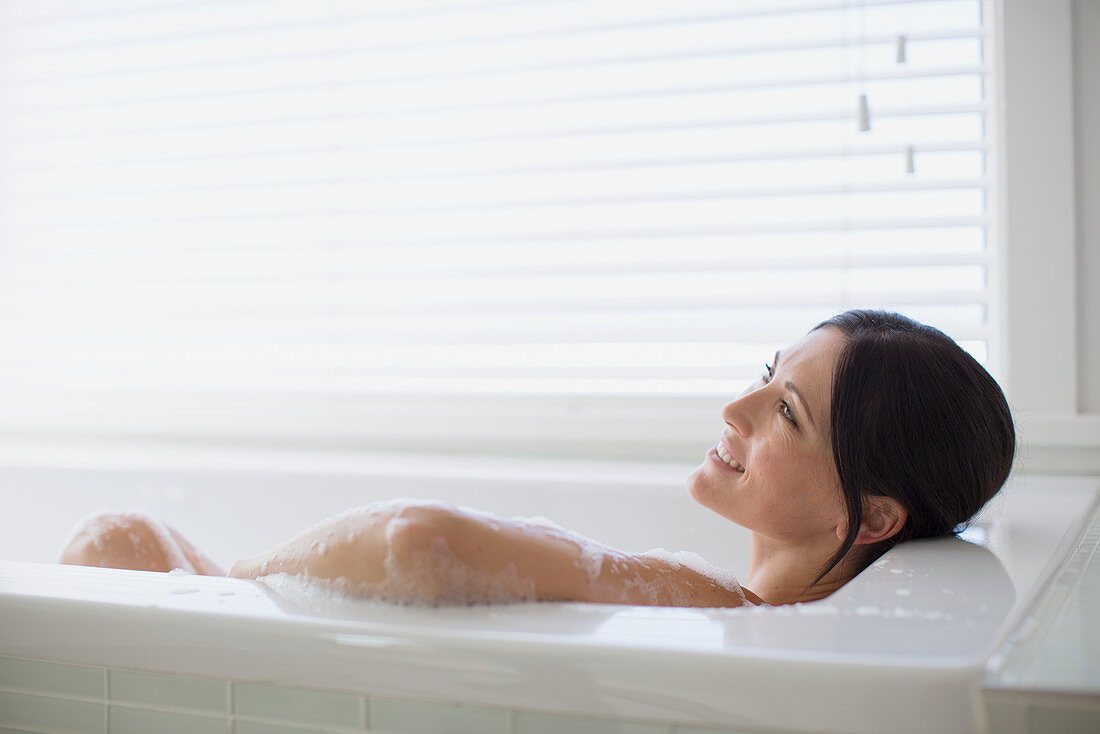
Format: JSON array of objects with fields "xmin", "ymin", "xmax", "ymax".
[
  {"xmin": 109, "ymin": 669, "xmax": 226, "ymax": 713},
  {"xmin": 515, "ymin": 711, "xmax": 668, "ymax": 734},
  {"xmin": 233, "ymin": 682, "xmax": 362, "ymax": 728},
  {"xmin": 1029, "ymin": 701, "xmax": 1100, "ymax": 734},
  {"xmin": 369, "ymin": 696, "xmax": 510, "ymax": 734},
  {"xmin": 983, "ymin": 694, "xmax": 1028, "ymax": 734},
  {"xmin": 0, "ymin": 690, "xmax": 104, "ymax": 734},
  {"xmin": 0, "ymin": 655, "xmax": 103, "ymax": 699},
  {"xmin": 234, "ymin": 720, "xmax": 358, "ymax": 734},
  {"xmin": 109, "ymin": 705, "xmax": 224, "ymax": 734}
]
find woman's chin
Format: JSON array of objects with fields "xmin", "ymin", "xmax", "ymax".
[{"xmin": 685, "ymin": 465, "xmax": 715, "ymax": 507}]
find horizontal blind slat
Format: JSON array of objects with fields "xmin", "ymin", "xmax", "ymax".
[
  {"xmin": 0, "ymin": 176, "xmax": 990, "ymax": 210},
  {"xmin": 1, "ymin": 141, "xmax": 990, "ymax": 179},
  {"xmin": 0, "ymin": 306, "xmax": 990, "ymax": 346},
  {"xmin": 0, "ymin": 72, "xmax": 989, "ymax": 139},
  {"xmin": 0, "ymin": 1, "xmax": 980, "ymax": 58},
  {"xmin": 0, "ymin": 0, "xmax": 970, "ymax": 33},
  {"xmin": 5, "ymin": 226, "xmax": 988, "ymax": 265},
  {"xmin": 1, "ymin": 62, "xmax": 989, "ymax": 118},
  {"xmin": 3, "ymin": 251, "xmax": 992, "ymax": 281},
  {"xmin": 0, "ymin": 28, "xmax": 985, "ymax": 90}
]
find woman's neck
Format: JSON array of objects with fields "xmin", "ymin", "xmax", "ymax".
[{"xmin": 743, "ymin": 533, "xmax": 852, "ymax": 605}]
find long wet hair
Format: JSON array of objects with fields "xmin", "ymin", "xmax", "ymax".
[{"xmin": 810, "ymin": 310, "xmax": 1016, "ymax": 587}]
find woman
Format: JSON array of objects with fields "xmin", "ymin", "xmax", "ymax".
[{"xmin": 60, "ymin": 310, "xmax": 1016, "ymax": 607}]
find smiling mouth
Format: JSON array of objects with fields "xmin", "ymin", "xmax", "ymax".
[{"xmin": 716, "ymin": 443, "xmax": 745, "ymax": 472}]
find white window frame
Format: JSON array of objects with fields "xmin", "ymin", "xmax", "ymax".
[
  {"xmin": 996, "ymin": 0, "xmax": 1100, "ymax": 467},
  {"xmin": 2, "ymin": 0, "xmax": 1095, "ymax": 468}
]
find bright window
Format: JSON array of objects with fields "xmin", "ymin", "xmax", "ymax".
[{"xmin": 0, "ymin": 0, "xmax": 998, "ymax": 455}]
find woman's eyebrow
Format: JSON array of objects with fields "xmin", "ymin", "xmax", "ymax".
[
  {"xmin": 773, "ymin": 351, "xmax": 817, "ymax": 430},
  {"xmin": 784, "ymin": 379, "xmax": 817, "ymax": 430}
]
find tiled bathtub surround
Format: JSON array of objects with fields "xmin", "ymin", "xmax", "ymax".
[
  {"xmin": 983, "ymin": 502, "xmax": 1100, "ymax": 733},
  {"xmin": 2, "ymin": 469, "xmax": 1098, "ymax": 734},
  {"xmin": 0, "ymin": 655, "xmax": 749, "ymax": 734}
]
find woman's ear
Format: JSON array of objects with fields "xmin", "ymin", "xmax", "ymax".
[{"xmin": 853, "ymin": 496, "xmax": 907, "ymax": 545}]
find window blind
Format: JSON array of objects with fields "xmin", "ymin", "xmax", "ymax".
[{"xmin": 0, "ymin": 0, "xmax": 998, "ymax": 452}]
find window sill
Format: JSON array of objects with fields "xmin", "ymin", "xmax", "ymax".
[{"xmin": 1014, "ymin": 414, "xmax": 1100, "ymax": 474}]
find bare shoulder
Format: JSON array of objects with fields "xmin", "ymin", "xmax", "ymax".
[
  {"xmin": 239, "ymin": 500, "xmax": 763, "ymax": 608},
  {"xmin": 414, "ymin": 507, "xmax": 761, "ymax": 608},
  {"xmin": 739, "ymin": 585, "xmax": 766, "ymax": 605},
  {"xmin": 395, "ymin": 504, "xmax": 605, "ymax": 602},
  {"xmin": 600, "ymin": 553, "xmax": 758, "ymax": 608}
]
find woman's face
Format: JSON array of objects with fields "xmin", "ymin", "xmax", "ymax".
[{"xmin": 687, "ymin": 326, "xmax": 848, "ymax": 548}]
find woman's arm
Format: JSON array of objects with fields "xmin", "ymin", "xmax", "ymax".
[{"xmin": 228, "ymin": 502, "xmax": 757, "ymax": 607}]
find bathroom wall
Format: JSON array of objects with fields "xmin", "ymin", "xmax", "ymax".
[
  {"xmin": 1000, "ymin": 0, "xmax": 1100, "ymax": 475},
  {"xmin": 1074, "ymin": 0, "xmax": 1100, "ymax": 414},
  {"xmin": 984, "ymin": 500, "xmax": 1100, "ymax": 733},
  {"xmin": 0, "ymin": 656, "xmax": 743, "ymax": 734}
]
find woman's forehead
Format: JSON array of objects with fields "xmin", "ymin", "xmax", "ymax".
[
  {"xmin": 780, "ymin": 327, "xmax": 845, "ymax": 369},
  {"xmin": 777, "ymin": 327, "xmax": 846, "ymax": 412}
]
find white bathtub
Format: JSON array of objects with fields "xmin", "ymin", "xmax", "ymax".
[{"xmin": 0, "ymin": 440, "xmax": 1096, "ymax": 734}]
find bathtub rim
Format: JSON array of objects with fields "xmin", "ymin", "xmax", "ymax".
[
  {"xmin": 2, "ymin": 488, "xmax": 1092, "ymax": 734},
  {"xmin": 1, "ymin": 441, "xmax": 1097, "ymax": 734},
  {"xmin": 0, "ymin": 559, "xmax": 1008, "ymax": 734}
]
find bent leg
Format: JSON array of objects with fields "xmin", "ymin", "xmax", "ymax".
[{"xmin": 60, "ymin": 511, "xmax": 224, "ymax": 576}]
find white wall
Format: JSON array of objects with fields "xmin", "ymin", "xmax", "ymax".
[
  {"xmin": 1074, "ymin": 0, "xmax": 1100, "ymax": 414},
  {"xmin": 997, "ymin": 0, "xmax": 1099, "ymax": 473}
]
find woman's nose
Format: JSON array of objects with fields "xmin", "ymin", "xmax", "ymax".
[{"xmin": 721, "ymin": 392, "xmax": 755, "ymax": 437}]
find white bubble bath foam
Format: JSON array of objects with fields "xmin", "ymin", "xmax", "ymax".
[{"xmin": 0, "ymin": 443, "xmax": 1096, "ymax": 734}]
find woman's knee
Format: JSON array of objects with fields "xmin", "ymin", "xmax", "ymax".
[{"xmin": 60, "ymin": 511, "xmax": 191, "ymax": 572}]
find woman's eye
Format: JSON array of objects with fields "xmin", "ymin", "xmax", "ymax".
[{"xmin": 762, "ymin": 362, "xmax": 795, "ymax": 425}]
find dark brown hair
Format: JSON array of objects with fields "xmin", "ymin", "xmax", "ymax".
[{"xmin": 811, "ymin": 310, "xmax": 1016, "ymax": 587}]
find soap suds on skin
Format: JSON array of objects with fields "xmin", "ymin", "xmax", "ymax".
[
  {"xmin": 244, "ymin": 498, "xmax": 748, "ymax": 608},
  {"xmin": 640, "ymin": 548, "xmax": 748, "ymax": 606},
  {"xmin": 509, "ymin": 514, "xmax": 607, "ymax": 584},
  {"xmin": 64, "ymin": 508, "xmax": 193, "ymax": 571},
  {"xmin": 259, "ymin": 520, "xmax": 539, "ymax": 607}
]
